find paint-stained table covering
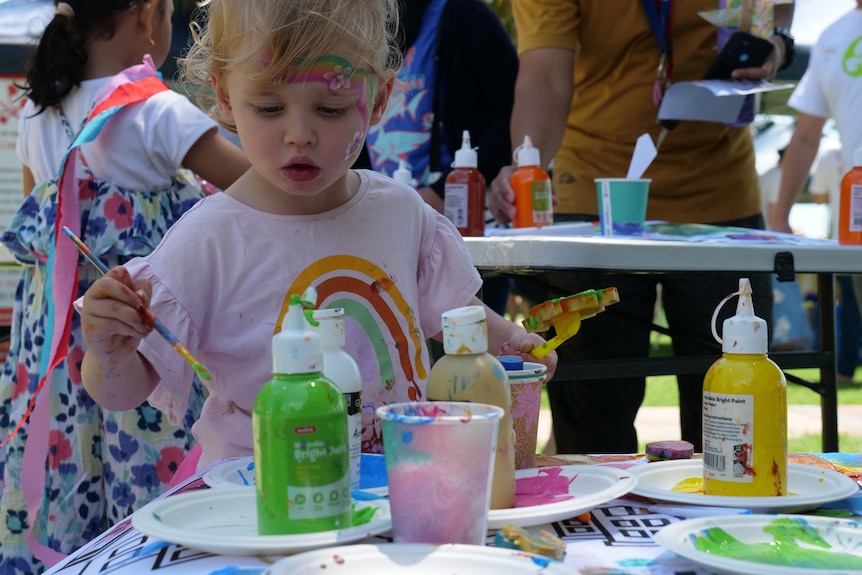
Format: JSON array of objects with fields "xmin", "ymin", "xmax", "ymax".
[{"xmin": 43, "ymin": 452, "xmax": 862, "ymax": 575}]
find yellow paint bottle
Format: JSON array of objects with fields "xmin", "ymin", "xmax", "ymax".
[
  {"xmin": 702, "ymin": 278, "xmax": 787, "ymax": 496},
  {"xmin": 426, "ymin": 306, "xmax": 516, "ymax": 509}
]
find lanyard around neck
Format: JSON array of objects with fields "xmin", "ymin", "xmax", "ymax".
[{"xmin": 641, "ymin": 0, "xmax": 673, "ymax": 84}]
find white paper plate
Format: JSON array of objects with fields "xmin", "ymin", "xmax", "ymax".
[
  {"xmin": 631, "ymin": 460, "xmax": 859, "ymax": 513},
  {"xmin": 487, "ymin": 465, "xmax": 637, "ymax": 529},
  {"xmin": 202, "ymin": 456, "xmax": 256, "ymax": 489},
  {"xmin": 654, "ymin": 514, "xmax": 862, "ymax": 575},
  {"xmin": 263, "ymin": 543, "xmax": 578, "ymax": 574},
  {"xmin": 202, "ymin": 456, "xmax": 389, "ymax": 496},
  {"xmin": 131, "ymin": 489, "xmax": 391, "ymax": 555}
]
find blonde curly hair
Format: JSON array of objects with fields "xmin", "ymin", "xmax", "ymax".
[{"xmin": 179, "ymin": 0, "xmax": 400, "ymax": 131}]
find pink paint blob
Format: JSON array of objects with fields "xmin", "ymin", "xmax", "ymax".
[{"xmin": 514, "ymin": 466, "xmax": 576, "ymax": 508}]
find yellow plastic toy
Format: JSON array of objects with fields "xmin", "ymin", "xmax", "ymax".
[{"xmin": 523, "ymin": 287, "xmax": 620, "ymax": 359}]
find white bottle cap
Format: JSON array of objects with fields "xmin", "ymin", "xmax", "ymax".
[
  {"xmin": 853, "ymin": 147, "xmax": 862, "ymax": 167},
  {"xmin": 309, "ymin": 307, "xmax": 346, "ymax": 347},
  {"xmin": 452, "ymin": 130, "xmax": 478, "ymax": 168},
  {"xmin": 273, "ymin": 288, "xmax": 323, "ymax": 374},
  {"xmin": 441, "ymin": 305, "xmax": 489, "ymax": 354},
  {"xmin": 514, "ymin": 135, "xmax": 541, "ymax": 167},
  {"xmin": 393, "ymin": 158, "xmax": 415, "ymax": 187},
  {"xmin": 713, "ymin": 278, "xmax": 768, "ymax": 354}
]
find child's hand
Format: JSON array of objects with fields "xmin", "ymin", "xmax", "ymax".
[
  {"xmin": 81, "ymin": 266, "xmax": 152, "ymax": 376},
  {"xmin": 500, "ymin": 335, "xmax": 558, "ymax": 382}
]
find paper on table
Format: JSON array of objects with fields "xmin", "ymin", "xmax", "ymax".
[{"xmin": 658, "ymin": 79, "xmax": 793, "ymax": 124}]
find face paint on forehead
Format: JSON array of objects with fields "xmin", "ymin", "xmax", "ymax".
[
  {"xmin": 284, "ymin": 56, "xmax": 376, "ymax": 163},
  {"xmin": 286, "ymin": 55, "xmax": 375, "ymax": 105}
]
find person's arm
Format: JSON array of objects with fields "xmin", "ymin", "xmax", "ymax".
[
  {"xmin": 772, "ymin": 112, "xmax": 827, "ymax": 234},
  {"xmin": 510, "ymin": 48, "xmax": 574, "ymax": 175},
  {"xmin": 22, "ymin": 165, "xmax": 36, "ymax": 198},
  {"xmin": 732, "ymin": 1, "xmax": 795, "ymax": 80},
  {"xmin": 81, "ymin": 266, "xmax": 160, "ymax": 410},
  {"xmin": 182, "ymin": 128, "xmax": 250, "ymax": 191},
  {"xmin": 488, "ymin": 47, "xmax": 574, "ymax": 224}
]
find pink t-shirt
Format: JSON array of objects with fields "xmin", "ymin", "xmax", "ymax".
[{"xmin": 126, "ymin": 170, "xmax": 482, "ymax": 470}]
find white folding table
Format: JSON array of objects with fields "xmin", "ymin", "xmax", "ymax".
[{"xmin": 465, "ymin": 226, "xmax": 862, "ymax": 451}]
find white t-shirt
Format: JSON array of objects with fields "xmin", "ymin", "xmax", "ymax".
[
  {"xmin": 17, "ymin": 77, "xmax": 217, "ymax": 190},
  {"xmin": 788, "ymin": 7, "xmax": 862, "ymax": 175},
  {"xmin": 126, "ymin": 170, "xmax": 482, "ymax": 469}
]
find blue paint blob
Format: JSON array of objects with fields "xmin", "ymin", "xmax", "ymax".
[
  {"xmin": 208, "ymin": 568, "xmax": 266, "ymax": 575},
  {"xmin": 401, "ymin": 430, "xmax": 413, "ymax": 444},
  {"xmin": 530, "ymin": 556, "xmax": 552, "ymax": 568},
  {"xmin": 618, "ymin": 558, "xmax": 655, "ymax": 567}
]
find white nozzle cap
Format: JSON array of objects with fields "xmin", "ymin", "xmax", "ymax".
[
  {"xmin": 715, "ymin": 278, "xmax": 768, "ymax": 354},
  {"xmin": 452, "ymin": 130, "xmax": 478, "ymax": 168},
  {"xmin": 853, "ymin": 147, "xmax": 862, "ymax": 167},
  {"xmin": 308, "ymin": 307, "xmax": 346, "ymax": 348},
  {"xmin": 273, "ymin": 288, "xmax": 323, "ymax": 374},
  {"xmin": 393, "ymin": 158, "xmax": 415, "ymax": 187},
  {"xmin": 514, "ymin": 135, "xmax": 541, "ymax": 167},
  {"xmin": 441, "ymin": 305, "xmax": 488, "ymax": 354}
]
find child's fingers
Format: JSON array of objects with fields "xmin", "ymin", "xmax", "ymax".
[{"xmin": 83, "ymin": 275, "xmax": 151, "ymax": 338}]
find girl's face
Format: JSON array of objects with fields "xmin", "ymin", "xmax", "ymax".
[{"xmin": 217, "ymin": 55, "xmax": 389, "ymax": 214}]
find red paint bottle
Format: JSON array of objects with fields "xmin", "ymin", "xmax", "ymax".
[{"xmin": 444, "ymin": 130, "xmax": 486, "ymax": 237}]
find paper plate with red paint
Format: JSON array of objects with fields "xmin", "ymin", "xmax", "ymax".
[{"xmin": 487, "ymin": 465, "xmax": 638, "ymax": 529}]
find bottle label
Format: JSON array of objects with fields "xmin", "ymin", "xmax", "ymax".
[
  {"xmin": 287, "ymin": 438, "xmax": 351, "ymax": 519},
  {"xmin": 345, "ymin": 390, "xmax": 362, "ymax": 490},
  {"xmin": 286, "ymin": 474, "xmax": 351, "ymax": 520},
  {"xmin": 702, "ymin": 391, "xmax": 754, "ymax": 483},
  {"xmin": 530, "ymin": 180, "xmax": 554, "ymax": 225},
  {"xmin": 444, "ymin": 183, "xmax": 469, "ymax": 228},
  {"xmin": 850, "ymin": 184, "xmax": 862, "ymax": 233}
]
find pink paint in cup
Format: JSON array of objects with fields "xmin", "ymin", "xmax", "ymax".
[{"xmin": 377, "ymin": 401, "xmax": 502, "ymax": 545}]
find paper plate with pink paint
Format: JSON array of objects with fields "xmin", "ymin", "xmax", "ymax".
[
  {"xmin": 131, "ymin": 489, "xmax": 391, "ymax": 555},
  {"xmin": 263, "ymin": 543, "xmax": 578, "ymax": 574},
  {"xmin": 654, "ymin": 514, "xmax": 862, "ymax": 575},
  {"xmin": 487, "ymin": 465, "xmax": 638, "ymax": 529}
]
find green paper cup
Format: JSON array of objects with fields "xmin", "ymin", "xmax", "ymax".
[{"xmin": 595, "ymin": 178, "xmax": 650, "ymax": 236}]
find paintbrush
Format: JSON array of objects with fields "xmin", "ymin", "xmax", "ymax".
[{"xmin": 61, "ymin": 226, "xmax": 212, "ymax": 380}]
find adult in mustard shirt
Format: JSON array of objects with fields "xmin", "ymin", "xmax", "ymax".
[{"xmin": 489, "ymin": 0, "xmax": 794, "ymax": 454}]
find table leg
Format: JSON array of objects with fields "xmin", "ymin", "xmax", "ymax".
[{"xmin": 818, "ymin": 273, "xmax": 839, "ymax": 452}]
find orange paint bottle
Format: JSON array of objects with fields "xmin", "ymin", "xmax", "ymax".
[
  {"xmin": 839, "ymin": 147, "xmax": 862, "ymax": 245},
  {"xmin": 510, "ymin": 135, "xmax": 553, "ymax": 228}
]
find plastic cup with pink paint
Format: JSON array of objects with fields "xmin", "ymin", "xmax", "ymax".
[
  {"xmin": 500, "ymin": 356, "xmax": 548, "ymax": 470},
  {"xmin": 376, "ymin": 401, "xmax": 502, "ymax": 545}
]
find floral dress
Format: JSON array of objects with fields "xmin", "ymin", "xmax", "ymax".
[{"xmin": 0, "ymin": 97, "xmax": 207, "ymax": 573}]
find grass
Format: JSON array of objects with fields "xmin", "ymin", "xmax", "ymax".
[
  {"xmin": 537, "ymin": 335, "xmax": 862, "ymax": 453},
  {"xmin": 640, "ymin": 335, "xmax": 862, "ymax": 453}
]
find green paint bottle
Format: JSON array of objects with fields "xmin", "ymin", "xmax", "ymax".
[{"xmin": 253, "ymin": 288, "xmax": 351, "ymax": 534}]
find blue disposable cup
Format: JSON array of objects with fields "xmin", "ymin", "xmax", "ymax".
[{"xmin": 595, "ymin": 178, "xmax": 650, "ymax": 236}]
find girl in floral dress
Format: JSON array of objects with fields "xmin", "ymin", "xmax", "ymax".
[{"xmin": 0, "ymin": 1, "xmax": 248, "ymax": 573}]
